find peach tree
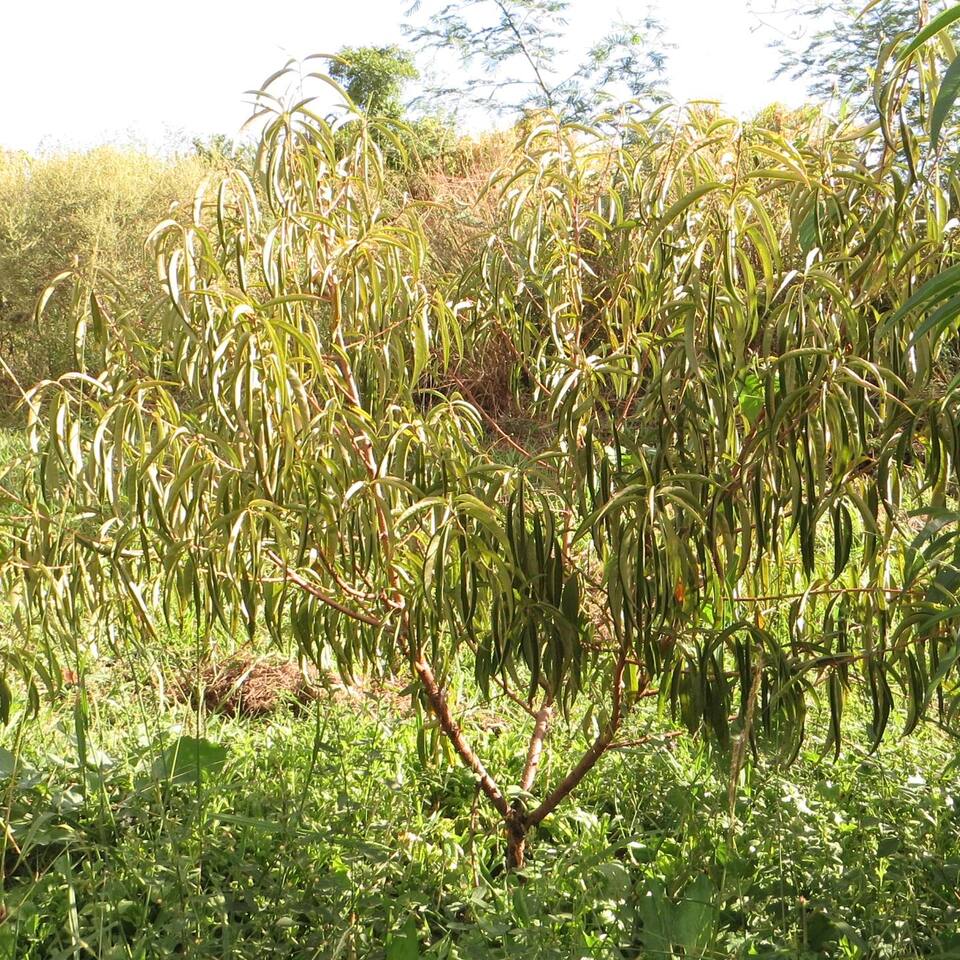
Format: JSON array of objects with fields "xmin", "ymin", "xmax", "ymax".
[{"xmin": 8, "ymin": 46, "xmax": 960, "ymax": 868}]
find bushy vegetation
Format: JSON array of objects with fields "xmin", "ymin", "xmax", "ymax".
[
  {"xmin": 2, "ymin": 651, "xmax": 959, "ymax": 958},
  {"xmin": 6, "ymin": 3, "xmax": 960, "ymax": 957},
  {"xmin": 0, "ymin": 147, "xmax": 207, "ymax": 395}
]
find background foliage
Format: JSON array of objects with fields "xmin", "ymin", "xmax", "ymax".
[
  {"xmin": 768, "ymin": 0, "xmax": 957, "ymax": 113},
  {"xmin": 0, "ymin": 147, "xmax": 206, "ymax": 396},
  {"xmin": 404, "ymin": 0, "xmax": 669, "ymax": 120}
]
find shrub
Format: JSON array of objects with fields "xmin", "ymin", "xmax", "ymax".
[{"xmin": 0, "ymin": 147, "xmax": 207, "ymax": 397}]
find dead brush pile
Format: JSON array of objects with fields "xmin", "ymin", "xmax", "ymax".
[
  {"xmin": 166, "ymin": 655, "xmax": 416, "ymax": 718},
  {"xmin": 168, "ymin": 656, "xmax": 322, "ymax": 718}
]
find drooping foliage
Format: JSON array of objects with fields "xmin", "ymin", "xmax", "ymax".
[
  {"xmin": 7, "ymin": 20, "xmax": 960, "ymax": 864},
  {"xmin": 770, "ymin": 0, "xmax": 957, "ymax": 119}
]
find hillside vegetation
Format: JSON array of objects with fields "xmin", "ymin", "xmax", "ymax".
[{"xmin": 0, "ymin": 148, "xmax": 207, "ymax": 396}]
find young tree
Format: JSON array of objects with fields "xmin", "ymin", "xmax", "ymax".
[
  {"xmin": 405, "ymin": 0, "xmax": 668, "ymax": 121},
  {"xmin": 327, "ymin": 45, "xmax": 457, "ymax": 164},
  {"xmin": 7, "ymin": 52, "xmax": 960, "ymax": 872}
]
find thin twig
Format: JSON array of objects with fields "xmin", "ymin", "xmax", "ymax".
[
  {"xmin": 733, "ymin": 585, "xmax": 910, "ymax": 603},
  {"xmin": 265, "ymin": 550, "xmax": 383, "ymax": 628},
  {"xmin": 609, "ymin": 729, "xmax": 684, "ymax": 750},
  {"xmin": 449, "ymin": 373, "xmax": 532, "ymax": 459},
  {"xmin": 461, "ymin": 634, "xmax": 537, "ymax": 717}
]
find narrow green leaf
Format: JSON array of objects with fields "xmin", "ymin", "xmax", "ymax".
[{"xmin": 931, "ymin": 52, "xmax": 960, "ymax": 150}]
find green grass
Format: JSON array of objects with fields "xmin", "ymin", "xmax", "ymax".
[
  {"xmin": 1, "ymin": 644, "xmax": 959, "ymax": 960},
  {"xmin": 1, "ymin": 426, "xmax": 959, "ymax": 958},
  {"xmin": 0, "ymin": 426, "xmax": 27, "ymax": 466}
]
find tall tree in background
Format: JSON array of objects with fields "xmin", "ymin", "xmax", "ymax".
[
  {"xmin": 329, "ymin": 45, "xmax": 419, "ymax": 120},
  {"xmin": 328, "ymin": 45, "xmax": 456, "ymax": 162},
  {"xmin": 765, "ymin": 0, "xmax": 950, "ymax": 109},
  {"xmin": 405, "ymin": 0, "xmax": 668, "ymax": 121}
]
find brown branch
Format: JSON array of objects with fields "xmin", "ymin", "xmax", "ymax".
[
  {"xmin": 520, "ymin": 695, "xmax": 554, "ymax": 793},
  {"xmin": 526, "ymin": 646, "xmax": 630, "ymax": 828},
  {"xmin": 728, "ymin": 653, "xmax": 763, "ymax": 820},
  {"xmin": 312, "ymin": 233, "xmax": 512, "ymax": 830},
  {"xmin": 733, "ymin": 585, "xmax": 910, "ymax": 603},
  {"xmin": 492, "ymin": 672, "xmax": 539, "ymax": 717},
  {"xmin": 328, "ymin": 299, "xmax": 400, "ymax": 606},
  {"xmin": 413, "ymin": 653, "xmax": 510, "ymax": 818},
  {"xmin": 266, "ymin": 550, "xmax": 383, "ymax": 628},
  {"xmin": 329, "ymin": 291, "xmax": 511, "ymax": 821},
  {"xmin": 317, "ymin": 259, "xmax": 517, "ymax": 835}
]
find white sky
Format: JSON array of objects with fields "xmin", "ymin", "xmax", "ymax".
[{"xmin": 1, "ymin": 0, "xmax": 816, "ymax": 153}]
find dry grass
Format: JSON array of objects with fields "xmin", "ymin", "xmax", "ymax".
[
  {"xmin": 0, "ymin": 146, "xmax": 208, "ymax": 391},
  {"xmin": 168, "ymin": 656, "xmax": 321, "ymax": 718}
]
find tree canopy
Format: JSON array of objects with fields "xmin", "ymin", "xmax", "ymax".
[
  {"xmin": 329, "ymin": 44, "xmax": 419, "ymax": 120},
  {"xmin": 405, "ymin": 0, "xmax": 668, "ymax": 120},
  {"xmin": 768, "ymin": 0, "xmax": 955, "ymax": 112},
  {"xmin": 7, "ymin": 12, "xmax": 960, "ymax": 869}
]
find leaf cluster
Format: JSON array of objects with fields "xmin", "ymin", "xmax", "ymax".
[{"xmin": 8, "ymin": 51, "xmax": 960, "ymax": 818}]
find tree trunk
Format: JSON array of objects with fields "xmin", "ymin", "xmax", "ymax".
[{"xmin": 505, "ymin": 806, "xmax": 528, "ymax": 871}]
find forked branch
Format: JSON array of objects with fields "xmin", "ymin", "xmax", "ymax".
[{"xmin": 526, "ymin": 646, "xmax": 630, "ymax": 828}]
